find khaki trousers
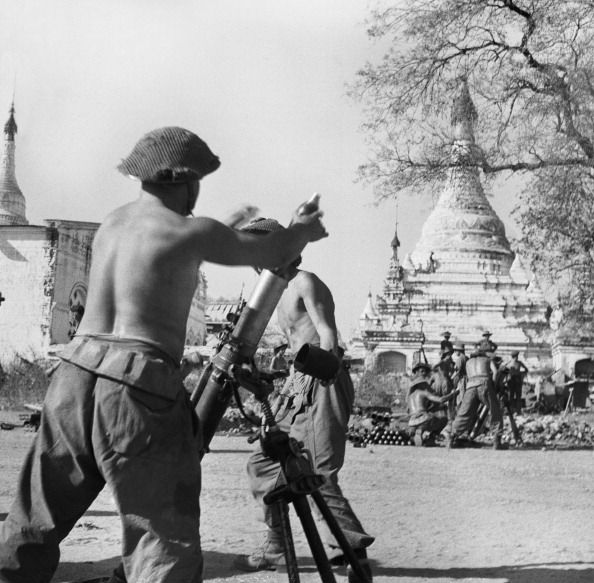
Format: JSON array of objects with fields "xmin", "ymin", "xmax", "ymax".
[
  {"xmin": 246, "ymin": 368, "xmax": 374, "ymax": 553},
  {"xmin": 0, "ymin": 336, "xmax": 202, "ymax": 583}
]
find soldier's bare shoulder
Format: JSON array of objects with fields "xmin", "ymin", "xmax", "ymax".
[
  {"xmin": 294, "ymin": 270, "xmax": 321, "ymax": 287},
  {"xmin": 294, "ymin": 270, "xmax": 333, "ymax": 297}
]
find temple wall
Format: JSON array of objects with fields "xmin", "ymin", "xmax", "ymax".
[
  {"xmin": 552, "ymin": 342, "xmax": 594, "ymax": 376},
  {"xmin": 0, "ymin": 226, "xmax": 53, "ymax": 359},
  {"xmin": 46, "ymin": 220, "xmax": 98, "ymax": 345},
  {"xmin": 0, "ymin": 222, "xmax": 208, "ymax": 360}
]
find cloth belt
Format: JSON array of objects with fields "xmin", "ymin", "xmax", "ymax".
[{"xmin": 59, "ymin": 335, "xmax": 182, "ymax": 400}]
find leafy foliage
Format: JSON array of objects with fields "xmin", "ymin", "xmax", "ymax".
[
  {"xmin": 0, "ymin": 357, "xmax": 50, "ymax": 409},
  {"xmin": 515, "ymin": 166, "xmax": 594, "ymax": 324},
  {"xmin": 352, "ymin": 370, "xmax": 408, "ymax": 410},
  {"xmin": 350, "ymin": 0, "xmax": 594, "ymax": 320}
]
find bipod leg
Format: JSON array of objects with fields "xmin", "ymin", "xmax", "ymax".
[
  {"xmin": 564, "ymin": 387, "xmax": 574, "ymax": 415},
  {"xmin": 470, "ymin": 404, "xmax": 488, "ymax": 439},
  {"xmin": 292, "ymin": 495, "xmax": 337, "ymax": 583},
  {"xmin": 504, "ymin": 400, "xmax": 523, "ymax": 445},
  {"xmin": 311, "ymin": 490, "xmax": 371, "ymax": 583},
  {"xmin": 276, "ymin": 500, "xmax": 300, "ymax": 583}
]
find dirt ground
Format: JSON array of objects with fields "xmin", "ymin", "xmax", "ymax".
[{"xmin": 1, "ymin": 412, "xmax": 594, "ymax": 583}]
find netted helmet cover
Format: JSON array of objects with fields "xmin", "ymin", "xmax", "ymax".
[
  {"xmin": 117, "ymin": 126, "xmax": 221, "ymax": 183},
  {"xmin": 240, "ymin": 217, "xmax": 286, "ymax": 234},
  {"xmin": 240, "ymin": 217, "xmax": 302, "ymax": 267}
]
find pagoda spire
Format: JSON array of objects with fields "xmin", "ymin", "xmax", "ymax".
[
  {"xmin": 0, "ymin": 101, "xmax": 28, "ymax": 226},
  {"xmin": 360, "ymin": 291, "xmax": 380, "ymax": 321},
  {"xmin": 451, "ymin": 76, "xmax": 477, "ymax": 144},
  {"xmin": 391, "ymin": 203, "xmax": 400, "ymax": 261},
  {"xmin": 410, "ymin": 77, "xmax": 512, "ymax": 272},
  {"xmin": 4, "ymin": 102, "xmax": 17, "ymax": 141}
]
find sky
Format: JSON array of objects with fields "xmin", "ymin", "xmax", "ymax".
[{"xmin": 0, "ymin": 0, "xmax": 519, "ymax": 337}]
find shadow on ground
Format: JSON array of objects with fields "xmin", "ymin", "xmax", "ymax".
[
  {"xmin": 373, "ymin": 562, "xmax": 594, "ymax": 583},
  {"xmin": 198, "ymin": 554, "xmax": 594, "ymax": 582},
  {"xmin": 28, "ymin": 551, "xmax": 594, "ymax": 582}
]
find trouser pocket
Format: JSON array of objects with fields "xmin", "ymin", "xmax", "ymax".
[{"xmin": 95, "ymin": 378, "xmax": 191, "ymax": 460}]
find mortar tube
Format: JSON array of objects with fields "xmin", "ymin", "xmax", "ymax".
[
  {"xmin": 194, "ymin": 269, "xmax": 291, "ymax": 451},
  {"xmin": 230, "ymin": 269, "xmax": 290, "ymax": 358}
]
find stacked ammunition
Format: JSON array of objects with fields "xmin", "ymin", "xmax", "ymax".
[{"xmin": 348, "ymin": 411, "xmax": 412, "ymax": 447}]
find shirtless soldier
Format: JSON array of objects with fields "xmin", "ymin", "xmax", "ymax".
[
  {"xmin": 236, "ymin": 218, "xmax": 374, "ymax": 583},
  {"xmin": 408, "ymin": 362, "xmax": 453, "ymax": 446},
  {"xmin": 0, "ymin": 127, "xmax": 327, "ymax": 583}
]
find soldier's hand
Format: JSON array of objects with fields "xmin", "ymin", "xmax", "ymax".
[{"xmin": 290, "ymin": 209, "xmax": 328, "ymax": 242}]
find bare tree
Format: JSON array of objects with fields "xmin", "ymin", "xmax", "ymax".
[{"xmin": 350, "ymin": 0, "xmax": 594, "ymax": 319}]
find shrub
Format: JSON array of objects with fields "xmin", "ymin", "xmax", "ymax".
[
  {"xmin": 352, "ymin": 370, "xmax": 409, "ymax": 411},
  {"xmin": 0, "ymin": 356, "xmax": 50, "ymax": 409}
]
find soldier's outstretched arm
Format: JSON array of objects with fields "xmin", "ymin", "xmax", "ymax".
[{"xmin": 186, "ymin": 211, "xmax": 327, "ymax": 269}]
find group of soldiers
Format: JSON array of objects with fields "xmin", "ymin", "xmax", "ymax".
[{"xmin": 407, "ymin": 331, "xmax": 528, "ymax": 449}]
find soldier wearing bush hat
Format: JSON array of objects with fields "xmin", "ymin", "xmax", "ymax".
[
  {"xmin": 0, "ymin": 126, "xmax": 329, "ymax": 583},
  {"xmin": 451, "ymin": 342, "xmax": 468, "ymax": 408},
  {"xmin": 503, "ymin": 350, "xmax": 528, "ymax": 413},
  {"xmin": 412, "ymin": 361, "xmax": 432, "ymax": 375},
  {"xmin": 270, "ymin": 343, "xmax": 289, "ymax": 375},
  {"xmin": 440, "ymin": 330, "xmax": 454, "ymax": 354},
  {"xmin": 410, "ymin": 361, "xmax": 433, "ymax": 392},
  {"xmin": 408, "ymin": 361, "xmax": 455, "ymax": 447},
  {"xmin": 476, "ymin": 330, "xmax": 498, "ymax": 355}
]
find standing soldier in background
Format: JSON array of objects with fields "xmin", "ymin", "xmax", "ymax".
[
  {"xmin": 449, "ymin": 348, "xmax": 504, "ymax": 449},
  {"xmin": 270, "ymin": 343, "xmax": 289, "ymax": 375},
  {"xmin": 268, "ymin": 342, "xmax": 291, "ymax": 418},
  {"xmin": 0, "ymin": 127, "xmax": 328, "ymax": 583},
  {"xmin": 504, "ymin": 351, "xmax": 528, "ymax": 413},
  {"xmin": 450, "ymin": 342, "xmax": 467, "ymax": 410},
  {"xmin": 492, "ymin": 355, "xmax": 508, "ymax": 402},
  {"xmin": 236, "ymin": 218, "xmax": 374, "ymax": 583},
  {"xmin": 477, "ymin": 331, "xmax": 498, "ymax": 355},
  {"xmin": 440, "ymin": 331, "xmax": 454, "ymax": 354}
]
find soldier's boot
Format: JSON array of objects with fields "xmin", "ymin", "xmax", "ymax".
[
  {"xmin": 446, "ymin": 433, "xmax": 456, "ymax": 449},
  {"xmin": 234, "ymin": 533, "xmax": 285, "ymax": 571},
  {"xmin": 493, "ymin": 435, "xmax": 508, "ymax": 450}
]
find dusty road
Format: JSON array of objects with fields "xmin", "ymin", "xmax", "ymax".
[{"xmin": 1, "ymin": 420, "xmax": 593, "ymax": 583}]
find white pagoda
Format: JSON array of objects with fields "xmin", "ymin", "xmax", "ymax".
[{"xmin": 353, "ymin": 80, "xmax": 553, "ymax": 373}]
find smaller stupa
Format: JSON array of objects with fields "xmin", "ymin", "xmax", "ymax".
[{"xmin": 0, "ymin": 102, "xmax": 28, "ymax": 226}]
